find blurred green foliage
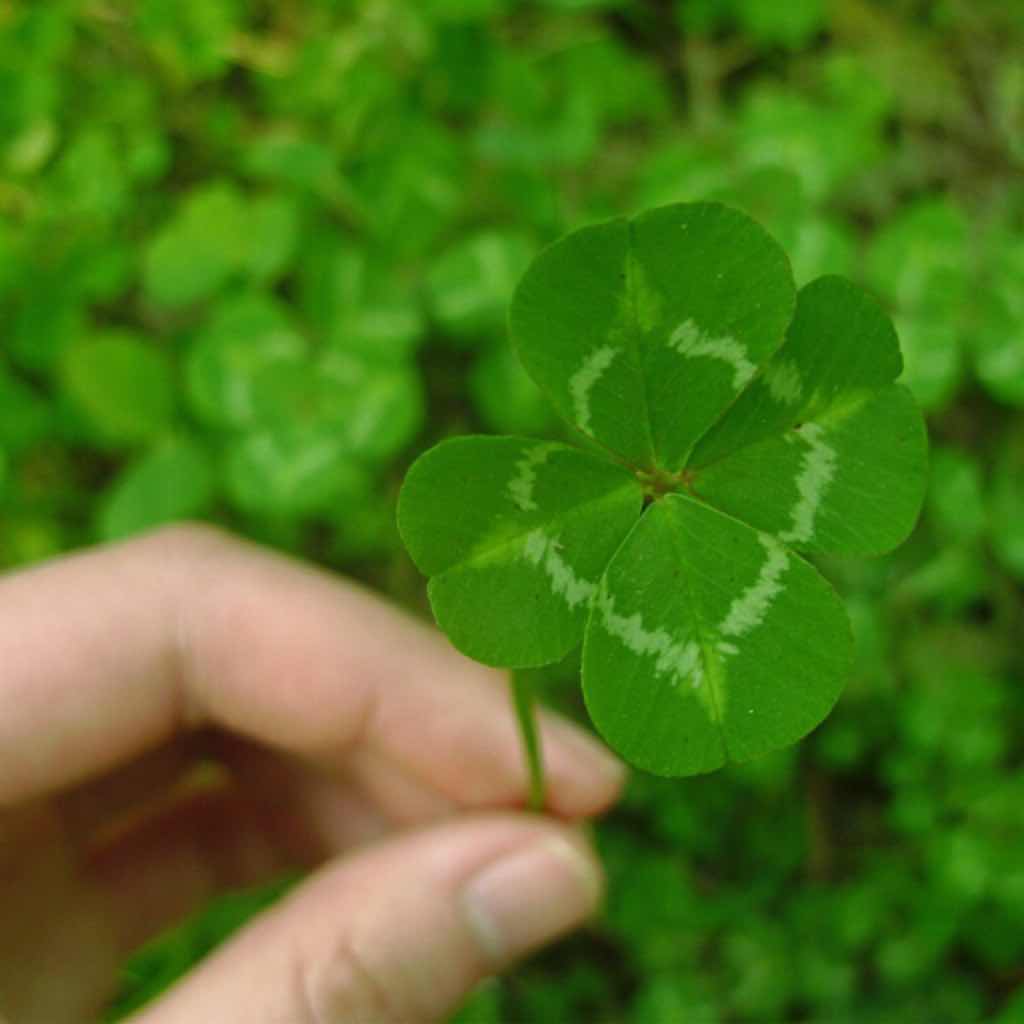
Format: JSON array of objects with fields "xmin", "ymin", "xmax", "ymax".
[{"xmin": 1, "ymin": 0, "xmax": 1023, "ymax": 1020}]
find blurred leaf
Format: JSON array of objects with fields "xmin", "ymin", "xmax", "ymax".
[
  {"xmin": 250, "ymin": 348, "xmax": 424, "ymax": 463},
  {"xmin": 469, "ymin": 341, "xmax": 557, "ymax": 435},
  {"xmin": 737, "ymin": 87, "xmax": 883, "ymax": 200},
  {"xmin": 427, "ymin": 231, "xmax": 533, "ymax": 341},
  {"xmin": 893, "ymin": 314, "xmax": 963, "ymax": 412},
  {"xmin": 143, "ymin": 183, "xmax": 247, "ymax": 307},
  {"xmin": 350, "ymin": 119, "xmax": 463, "ymax": 257},
  {"xmin": 59, "ymin": 333, "xmax": 175, "ymax": 446},
  {"xmin": 299, "ymin": 237, "xmax": 425, "ymax": 360},
  {"xmin": 990, "ymin": 427, "xmax": 1024, "ymax": 580},
  {"xmin": 226, "ymin": 426, "xmax": 370, "ymax": 519},
  {"xmin": 896, "ymin": 545, "xmax": 991, "ymax": 614},
  {"xmin": 8, "ymin": 255, "xmax": 86, "ymax": 372},
  {"xmin": 0, "ymin": 361, "xmax": 52, "ymax": 452},
  {"xmin": 136, "ymin": 0, "xmax": 242, "ymax": 84},
  {"xmin": 317, "ymin": 349, "xmax": 424, "ymax": 462},
  {"xmin": 736, "ymin": 0, "xmax": 826, "ymax": 48},
  {"xmin": 46, "ymin": 128, "xmax": 127, "ymax": 222},
  {"xmin": 926, "ymin": 446, "xmax": 987, "ymax": 546},
  {"xmin": 474, "ymin": 49, "xmax": 602, "ymax": 170},
  {"xmin": 971, "ymin": 228, "xmax": 1024, "ymax": 406},
  {"xmin": 420, "ymin": 0, "xmax": 509, "ymax": 18},
  {"xmin": 98, "ymin": 438, "xmax": 215, "ymax": 541},
  {"xmin": 243, "ymin": 194, "xmax": 301, "ymax": 283},
  {"xmin": 243, "ymin": 134, "xmax": 339, "ymax": 193},
  {"xmin": 634, "ymin": 140, "xmax": 736, "ymax": 210},
  {"xmin": 186, "ymin": 293, "xmax": 308, "ymax": 430},
  {"xmin": 866, "ymin": 197, "xmax": 971, "ymax": 318}
]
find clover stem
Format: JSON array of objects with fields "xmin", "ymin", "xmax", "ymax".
[{"xmin": 510, "ymin": 671, "xmax": 545, "ymax": 812}]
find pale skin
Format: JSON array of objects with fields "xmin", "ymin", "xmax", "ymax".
[{"xmin": 0, "ymin": 524, "xmax": 625, "ymax": 1023}]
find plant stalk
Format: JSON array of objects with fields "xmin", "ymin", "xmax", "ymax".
[{"xmin": 510, "ymin": 671, "xmax": 546, "ymax": 812}]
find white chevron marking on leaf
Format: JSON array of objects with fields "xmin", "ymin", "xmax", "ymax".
[
  {"xmin": 507, "ymin": 444, "xmax": 556, "ymax": 512},
  {"xmin": 668, "ymin": 319, "xmax": 758, "ymax": 391},
  {"xmin": 780, "ymin": 423, "xmax": 837, "ymax": 544},
  {"xmin": 598, "ymin": 584, "xmax": 704, "ymax": 691},
  {"xmin": 718, "ymin": 534, "xmax": 790, "ymax": 648},
  {"xmin": 569, "ymin": 346, "xmax": 618, "ymax": 433},
  {"xmin": 523, "ymin": 530, "xmax": 596, "ymax": 609}
]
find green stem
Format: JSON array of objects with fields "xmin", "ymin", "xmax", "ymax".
[{"xmin": 510, "ymin": 671, "xmax": 546, "ymax": 812}]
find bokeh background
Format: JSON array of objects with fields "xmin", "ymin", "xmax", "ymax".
[{"xmin": 1, "ymin": 0, "xmax": 1023, "ymax": 1020}]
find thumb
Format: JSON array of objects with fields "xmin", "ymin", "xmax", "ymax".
[{"xmin": 130, "ymin": 816, "xmax": 603, "ymax": 1024}]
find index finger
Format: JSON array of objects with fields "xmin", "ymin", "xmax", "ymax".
[{"xmin": 0, "ymin": 524, "xmax": 624, "ymax": 816}]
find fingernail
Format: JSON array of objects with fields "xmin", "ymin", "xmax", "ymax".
[{"xmin": 460, "ymin": 834, "xmax": 602, "ymax": 965}]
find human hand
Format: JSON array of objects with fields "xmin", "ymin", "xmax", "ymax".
[{"xmin": 0, "ymin": 525, "xmax": 625, "ymax": 1023}]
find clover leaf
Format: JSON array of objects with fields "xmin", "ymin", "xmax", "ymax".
[
  {"xmin": 398, "ymin": 202, "xmax": 928, "ymax": 777},
  {"xmin": 400, "ymin": 437, "xmax": 643, "ymax": 668}
]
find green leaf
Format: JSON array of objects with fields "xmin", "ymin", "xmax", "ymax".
[
  {"xmin": 735, "ymin": 0, "xmax": 826, "ymax": 49},
  {"xmin": 350, "ymin": 120, "xmax": 462, "ymax": 259},
  {"xmin": 398, "ymin": 436, "xmax": 643, "ymax": 667},
  {"xmin": 47, "ymin": 128, "xmax": 127, "ymax": 223},
  {"xmin": 143, "ymin": 183, "xmax": 250, "ymax": 308},
  {"xmin": 737, "ymin": 88, "xmax": 883, "ymax": 201},
  {"xmin": 186, "ymin": 294, "xmax": 308, "ymax": 430},
  {"xmin": 243, "ymin": 135, "xmax": 339, "ymax": 193},
  {"xmin": 142, "ymin": 183, "xmax": 289, "ymax": 309},
  {"xmin": 319, "ymin": 350, "xmax": 424, "ymax": 461},
  {"xmin": 226, "ymin": 426, "xmax": 369, "ymax": 519},
  {"xmin": 9, "ymin": 257, "xmax": 86, "ymax": 373},
  {"xmin": 634, "ymin": 140, "xmax": 734, "ymax": 212},
  {"xmin": 894, "ymin": 314, "xmax": 963, "ymax": 411},
  {"xmin": 98, "ymin": 438, "xmax": 215, "ymax": 541},
  {"xmin": 510, "ymin": 202, "xmax": 795, "ymax": 471},
  {"xmin": 137, "ymin": 0, "xmax": 242, "ymax": 83},
  {"xmin": 242, "ymin": 194, "xmax": 300, "ymax": 284},
  {"xmin": 971, "ymin": 230, "xmax": 1024, "ymax": 406},
  {"xmin": 582, "ymin": 494, "xmax": 852, "ymax": 776},
  {"xmin": 60, "ymin": 333, "xmax": 175, "ymax": 446},
  {"xmin": 926, "ymin": 446, "xmax": 986, "ymax": 546},
  {"xmin": 686, "ymin": 276, "xmax": 927, "ymax": 556},
  {"xmin": 420, "ymin": 0, "xmax": 508, "ymax": 19},
  {"xmin": 866, "ymin": 198, "xmax": 971, "ymax": 319},
  {"xmin": 470, "ymin": 341, "xmax": 557, "ymax": 436},
  {"xmin": 427, "ymin": 231, "xmax": 534, "ymax": 342},
  {"xmin": 0, "ymin": 361, "xmax": 52, "ymax": 452},
  {"xmin": 690, "ymin": 276, "xmax": 902, "ymax": 467},
  {"xmin": 249, "ymin": 349, "xmax": 424, "ymax": 463},
  {"xmin": 473, "ymin": 50, "xmax": 601, "ymax": 170},
  {"xmin": 298, "ymin": 238, "xmax": 425, "ymax": 361},
  {"xmin": 990, "ymin": 429, "xmax": 1024, "ymax": 581},
  {"xmin": 692, "ymin": 385, "xmax": 927, "ymax": 556}
]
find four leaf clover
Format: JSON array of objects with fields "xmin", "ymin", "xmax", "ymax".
[{"xmin": 398, "ymin": 202, "xmax": 928, "ymax": 776}]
